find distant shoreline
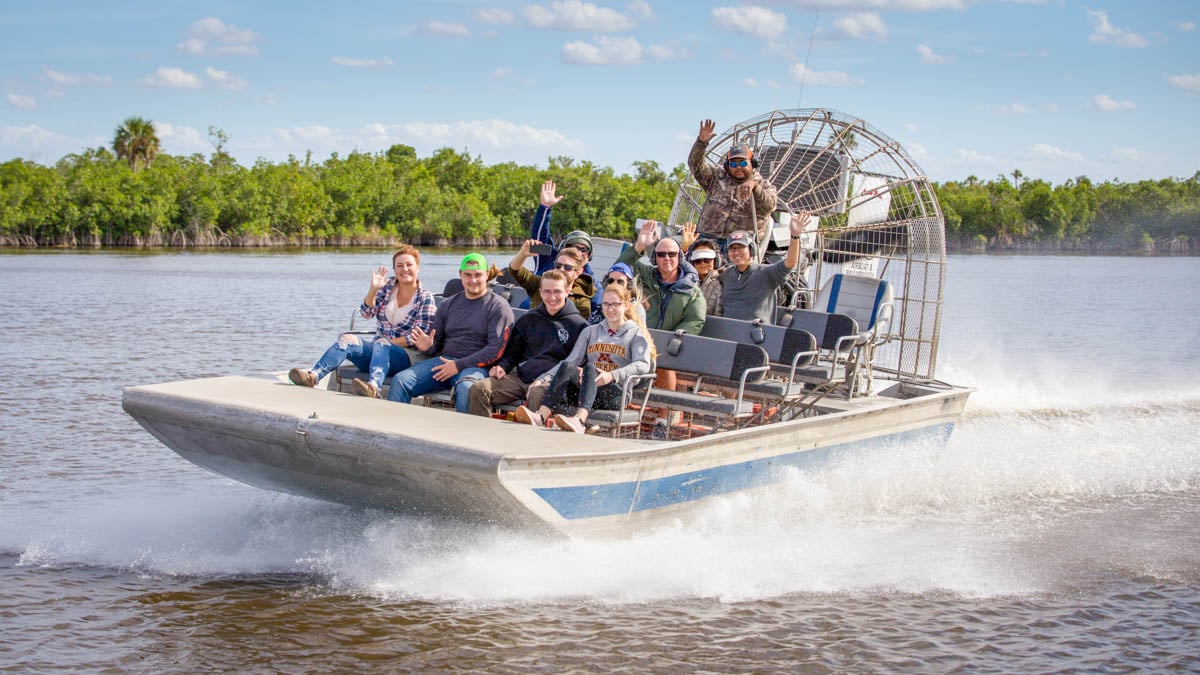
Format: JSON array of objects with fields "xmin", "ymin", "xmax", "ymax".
[{"xmin": 1, "ymin": 237, "xmax": 1195, "ymax": 257}]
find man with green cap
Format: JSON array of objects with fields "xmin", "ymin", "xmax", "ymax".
[{"xmin": 386, "ymin": 253, "xmax": 514, "ymax": 413}]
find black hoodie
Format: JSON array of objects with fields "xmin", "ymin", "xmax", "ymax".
[{"xmin": 494, "ymin": 301, "xmax": 589, "ymax": 383}]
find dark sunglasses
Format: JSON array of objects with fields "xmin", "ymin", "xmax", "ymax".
[
  {"xmin": 554, "ymin": 262, "xmax": 576, "ymax": 271},
  {"xmin": 655, "ymin": 251, "xmax": 679, "ymax": 259},
  {"xmin": 604, "ymin": 277, "xmax": 627, "ymax": 285},
  {"xmin": 727, "ymin": 160, "xmax": 749, "ymax": 168}
]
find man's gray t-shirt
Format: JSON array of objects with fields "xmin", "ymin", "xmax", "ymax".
[{"xmin": 718, "ymin": 260, "xmax": 791, "ymax": 322}]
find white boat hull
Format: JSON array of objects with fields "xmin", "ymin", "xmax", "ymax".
[{"xmin": 123, "ymin": 373, "xmax": 970, "ymax": 537}]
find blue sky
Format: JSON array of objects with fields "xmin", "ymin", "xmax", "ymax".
[{"xmin": 1, "ymin": 0, "xmax": 1196, "ymax": 184}]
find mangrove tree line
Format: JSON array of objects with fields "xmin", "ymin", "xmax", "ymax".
[{"xmin": 1, "ymin": 119, "xmax": 1197, "ymax": 252}]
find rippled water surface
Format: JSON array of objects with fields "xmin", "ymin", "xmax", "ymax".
[{"xmin": 2, "ymin": 251, "xmax": 1198, "ymax": 671}]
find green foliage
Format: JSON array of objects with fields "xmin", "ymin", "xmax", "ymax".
[
  {"xmin": 933, "ymin": 172, "xmax": 1200, "ymax": 247},
  {"xmin": 113, "ymin": 116, "xmax": 161, "ymax": 172},
  {"xmin": 2, "ymin": 119, "xmax": 1197, "ymax": 249}
]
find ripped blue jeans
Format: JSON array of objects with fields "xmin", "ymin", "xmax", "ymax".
[{"xmin": 311, "ymin": 334, "xmax": 412, "ymax": 390}]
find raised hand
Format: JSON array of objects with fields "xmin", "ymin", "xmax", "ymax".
[
  {"xmin": 698, "ymin": 119, "xmax": 716, "ymax": 143},
  {"xmin": 681, "ymin": 221, "xmax": 698, "ymax": 251},
  {"xmin": 635, "ymin": 219, "xmax": 659, "ymax": 252},
  {"xmin": 790, "ymin": 210, "xmax": 814, "ymax": 237},
  {"xmin": 540, "ymin": 180, "xmax": 564, "ymax": 208},
  {"xmin": 370, "ymin": 265, "xmax": 389, "ymax": 289}
]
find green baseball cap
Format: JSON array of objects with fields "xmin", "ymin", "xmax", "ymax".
[{"xmin": 460, "ymin": 252, "xmax": 487, "ymax": 272}]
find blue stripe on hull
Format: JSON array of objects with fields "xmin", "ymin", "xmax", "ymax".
[{"xmin": 532, "ymin": 423, "xmax": 955, "ymax": 520}]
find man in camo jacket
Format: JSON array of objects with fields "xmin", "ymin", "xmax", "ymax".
[{"xmin": 688, "ymin": 118, "xmax": 779, "ymax": 243}]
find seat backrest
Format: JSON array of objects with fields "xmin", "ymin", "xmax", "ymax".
[
  {"xmin": 650, "ymin": 329, "xmax": 767, "ymax": 383},
  {"xmin": 774, "ymin": 308, "xmax": 858, "ymax": 351},
  {"xmin": 442, "ymin": 278, "xmax": 464, "ymax": 297},
  {"xmin": 814, "ymin": 273, "xmax": 892, "ymax": 333},
  {"xmin": 700, "ymin": 315, "xmax": 816, "ymax": 366},
  {"xmin": 501, "ymin": 284, "xmax": 529, "ymax": 308}
]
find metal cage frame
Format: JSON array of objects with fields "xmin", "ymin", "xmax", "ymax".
[{"xmin": 669, "ymin": 108, "xmax": 947, "ymax": 382}]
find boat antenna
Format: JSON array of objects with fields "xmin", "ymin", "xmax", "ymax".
[{"xmin": 797, "ymin": 9, "xmax": 820, "ymax": 109}]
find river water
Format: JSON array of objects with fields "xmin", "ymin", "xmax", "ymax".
[{"xmin": 1, "ymin": 251, "xmax": 1198, "ymax": 671}]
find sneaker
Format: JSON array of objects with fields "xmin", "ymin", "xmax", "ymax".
[
  {"xmin": 351, "ymin": 378, "xmax": 379, "ymax": 398},
  {"xmin": 514, "ymin": 405, "xmax": 544, "ymax": 427},
  {"xmin": 649, "ymin": 420, "xmax": 670, "ymax": 440},
  {"xmin": 288, "ymin": 368, "xmax": 316, "ymax": 388},
  {"xmin": 554, "ymin": 414, "xmax": 585, "ymax": 434}
]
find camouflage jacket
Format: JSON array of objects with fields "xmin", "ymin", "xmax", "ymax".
[{"xmin": 688, "ymin": 138, "xmax": 778, "ymax": 239}]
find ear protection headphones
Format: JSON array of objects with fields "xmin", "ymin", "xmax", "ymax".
[{"xmin": 725, "ymin": 144, "xmax": 760, "ymax": 171}]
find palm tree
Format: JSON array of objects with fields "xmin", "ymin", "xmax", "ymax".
[{"xmin": 113, "ymin": 116, "xmax": 160, "ymax": 171}]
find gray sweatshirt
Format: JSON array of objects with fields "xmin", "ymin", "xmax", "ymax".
[
  {"xmin": 718, "ymin": 259, "xmax": 791, "ymax": 323},
  {"xmin": 425, "ymin": 291, "xmax": 514, "ymax": 371},
  {"xmin": 561, "ymin": 320, "xmax": 653, "ymax": 385}
]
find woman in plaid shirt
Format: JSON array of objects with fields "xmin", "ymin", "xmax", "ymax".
[{"xmin": 288, "ymin": 245, "xmax": 436, "ymax": 398}]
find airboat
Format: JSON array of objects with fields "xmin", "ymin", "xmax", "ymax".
[{"xmin": 123, "ymin": 108, "xmax": 972, "ymax": 537}]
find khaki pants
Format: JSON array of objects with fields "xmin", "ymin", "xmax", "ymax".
[{"xmin": 467, "ymin": 373, "xmax": 531, "ymax": 417}]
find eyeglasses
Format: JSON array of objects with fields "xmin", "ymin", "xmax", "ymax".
[
  {"xmin": 602, "ymin": 302, "xmax": 624, "ymax": 309},
  {"xmin": 604, "ymin": 277, "xmax": 627, "ymax": 285},
  {"xmin": 554, "ymin": 263, "xmax": 576, "ymax": 271},
  {"xmin": 728, "ymin": 160, "xmax": 749, "ymax": 168},
  {"xmin": 655, "ymin": 251, "xmax": 679, "ymax": 259}
]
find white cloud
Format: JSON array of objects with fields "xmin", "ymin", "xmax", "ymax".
[
  {"xmin": 493, "ymin": 67, "xmax": 513, "ymax": 79},
  {"xmin": 473, "ymin": 8, "xmax": 517, "ymax": 25},
  {"xmin": 274, "ymin": 125, "xmax": 335, "ymax": 144},
  {"xmin": 1086, "ymin": 10, "xmax": 1147, "ymax": 48},
  {"xmin": 205, "ymin": 67, "xmax": 248, "ymax": 91},
  {"xmin": 711, "ymin": 6, "xmax": 788, "ymax": 40},
  {"xmin": 265, "ymin": 120, "xmax": 587, "ymax": 165},
  {"xmin": 6, "ymin": 93, "xmax": 36, "ymax": 110},
  {"xmin": 916, "ymin": 44, "xmax": 953, "ymax": 64},
  {"xmin": 332, "ymin": 56, "xmax": 395, "ymax": 68},
  {"xmin": 954, "ymin": 148, "xmax": 994, "ymax": 163},
  {"xmin": 177, "ymin": 17, "xmax": 261, "ymax": 56},
  {"xmin": 974, "ymin": 103, "xmax": 1033, "ymax": 114},
  {"xmin": 627, "ymin": 0, "xmax": 655, "ymax": 22},
  {"xmin": 833, "ymin": 12, "xmax": 887, "ymax": 40},
  {"xmin": 1176, "ymin": 20, "xmax": 1196, "ymax": 32},
  {"xmin": 43, "ymin": 67, "xmax": 112, "ymax": 86},
  {"xmin": 744, "ymin": 77, "xmax": 759, "ymax": 87},
  {"xmin": 1111, "ymin": 146, "xmax": 1149, "ymax": 161},
  {"xmin": 1030, "ymin": 143, "xmax": 1083, "ymax": 161},
  {"xmin": 1, "ymin": 124, "xmax": 70, "ymax": 156},
  {"xmin": 155, "ymin": 122, "xmax": 206, "ymax": 153},
  {"xmin": 141, "ymin": 67, "xmax": 204, "ymax": 88},
  {"xmin": 525, "ymin": 1, "xmax": 635, "ymax": 32},
  {"xmin": 769, "ymin": 0, "xmax": 964, "ymax": 10},
  {"xmin": 789, "ymin": 63, "xmax": 865, "ymax": 86},
  {"xmin": 1167, "ymin": 73, "xmax": 1200, "ymax": 95},
  {"xmin": 417, "ymin": 20, "xmax": 470, "ymax": 37},
  {"xmin": 1088, "ymin": 94, "xmax": 1135, "ymax": 111},
  {"xmin": 562, "ymin": 36, "xmax": 688, "ymax": 65}
]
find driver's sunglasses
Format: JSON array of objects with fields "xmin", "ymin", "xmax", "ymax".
[{"xmin": 727, "ymin": 160, "xmax": 749, "ymax": 168}]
